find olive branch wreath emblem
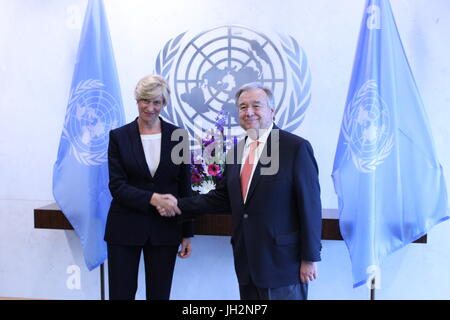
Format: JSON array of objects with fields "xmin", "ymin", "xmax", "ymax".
[
  {"xmin": 154, "ymin": 32, "xmax": 186, "ymax": 126},
  {"xmin": 277, "ymin": 35, "xmax": 311, "ymax": 132},
  {"xmin": 154, "ymin": 29, "xmax": 311, "ymax": 134}
]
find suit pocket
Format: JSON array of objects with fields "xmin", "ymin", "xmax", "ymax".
[{"xmin": 274, "ymin": 231, "xmax": 300, "ymax": 245}]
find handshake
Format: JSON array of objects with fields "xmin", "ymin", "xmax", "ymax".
[{"xmin": 150, "ymin": 193, "xmax": 182, "ymax": 217}]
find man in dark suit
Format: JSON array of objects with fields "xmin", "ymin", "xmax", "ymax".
[{"xmin": 160, "ymin": 82, "xmax": 322, "ymax": 300}]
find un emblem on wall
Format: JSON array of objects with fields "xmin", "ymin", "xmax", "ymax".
[{"xmin": 155, "ymin": 25, "xmax": 311, "ymax": 137}]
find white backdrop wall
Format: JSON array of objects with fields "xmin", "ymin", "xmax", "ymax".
[{"xmin": 0, "ymin": 0, "xmax": 449, "ymax": 299}]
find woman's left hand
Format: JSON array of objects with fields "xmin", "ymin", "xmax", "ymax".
[{"xmin": 178, "ymin": 238, "xmax": 192, "ymax": 258}]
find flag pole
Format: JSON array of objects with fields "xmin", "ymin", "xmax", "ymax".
[
  {"xmin": 370, "ymin": 279, "xmax": 375, "ymax": 300},
  {"xmin": 100, "ymin": 264, "xmax": 105, "ymax": 300}
]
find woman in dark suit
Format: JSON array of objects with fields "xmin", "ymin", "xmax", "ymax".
[{"xmin": 104, "ymin": 75, "xmax": 193, "ymax": 300}]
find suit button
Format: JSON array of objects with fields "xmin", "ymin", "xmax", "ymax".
[{"xmin": 243, "ymin": 214, "xmax": 248, "ymax": 219}]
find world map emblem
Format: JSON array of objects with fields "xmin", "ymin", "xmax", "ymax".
[
  {"xmin": 155, "ymin": 25, "xmax": 312, "ymax": 137},
  {"xmin": 63, "ymin": 79, "xmax": 123, "ymax": 166},
  {"xmin": 342, "ymin": 80, "xmax": 394, "ymax": 173}
]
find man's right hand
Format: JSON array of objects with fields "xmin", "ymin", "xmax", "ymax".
[{"xmin": 150, "ymin": 193, "xmax": 181, "ymax": 217}]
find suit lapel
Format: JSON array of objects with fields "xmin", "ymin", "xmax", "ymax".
[
  {"xmin": 228, "ymin": 140, "xmax": 245, "ymax": 206},
  {"xmin": 151, "ymin": 118, "xmax": 170, "ymax": 180},
  {"xmin": 244, "ymin": 154, "xmax": 264, "ymax": 205},
  {"xmin": 244, "ymin": 126, "xmax": 276, "ymax": 204},
  {"xmin": 128, "ymin": 118, "xmax": 153, "ymax": 180}
]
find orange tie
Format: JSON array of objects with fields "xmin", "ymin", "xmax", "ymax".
[{"xmin": 241, "ymin": 141, "xmax": 259, "ymax": 201}]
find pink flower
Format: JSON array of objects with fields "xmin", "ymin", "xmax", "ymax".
[{"xmin": 207, "ymin": 164, "xmax": 221, "ymax": 176}]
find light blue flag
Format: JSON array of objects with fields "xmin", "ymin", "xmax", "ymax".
[
  {"xmin": 53, "ymin": 0, "xmax": 125, "ymax": 271},
  {"xmin": 332, "ymin": 0, "xmax": 449, "ymax": 288}
]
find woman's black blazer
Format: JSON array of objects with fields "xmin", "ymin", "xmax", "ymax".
[{"xmin": 104, "ymin": 117, "xmax": 193, "ymax": 246}]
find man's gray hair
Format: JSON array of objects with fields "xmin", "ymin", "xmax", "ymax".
[{"xmin": 234, "ymin": 82, "xmax": 275, "ymax": 109}]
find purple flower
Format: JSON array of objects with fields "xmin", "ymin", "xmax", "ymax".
[
  {"xmin": 191, "ymin": 166, "xmax": 200, "ymax": 175},
  {"xmin": 214, "ymin": 110, "xmax": 229, "ymax": 132},
  {"xmin": 203, "ymin": 138, "xmax": 214, "ymax": 147},
  {"xmin": 195, "ymin": 164, "xmax": 204, "ymax": 173}
]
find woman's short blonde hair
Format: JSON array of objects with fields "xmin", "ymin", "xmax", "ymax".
[{"xmin": 134, "ymin": 75, "xmax": 171, "ymax": 106}]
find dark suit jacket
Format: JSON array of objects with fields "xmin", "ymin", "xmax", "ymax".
[
  {"xmin": 104, "ymin": 117, "xmax": 193, "ymax": 246},
  {"xmin": 178, "ymin": 125, "xmax": 322, "ymax": 288}
]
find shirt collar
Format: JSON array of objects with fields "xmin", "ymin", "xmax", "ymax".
[{"xmin": 245, "ymin": 123, "xmax": 274, "ymax": 147}]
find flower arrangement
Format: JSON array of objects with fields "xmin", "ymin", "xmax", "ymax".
[{"xmin": 191, "ymin": 110, "xmax": 236, "ymax": 195}]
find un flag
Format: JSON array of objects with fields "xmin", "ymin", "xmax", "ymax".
[
  {"xmin": 332, "ymin": 0, "xmax": 449, "ymax": 288},
  {"xmin": 53, "ymin": 0, "xmax": 125, "ymax": 271}
]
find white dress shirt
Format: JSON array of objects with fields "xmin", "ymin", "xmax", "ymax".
[
  {"xmin": 140, "ymin": 133, "xmax": 161, "ymax": 177},
  {"xmin": 240, "ymin": 123, "xmax": 274, "ymax": 203}
]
